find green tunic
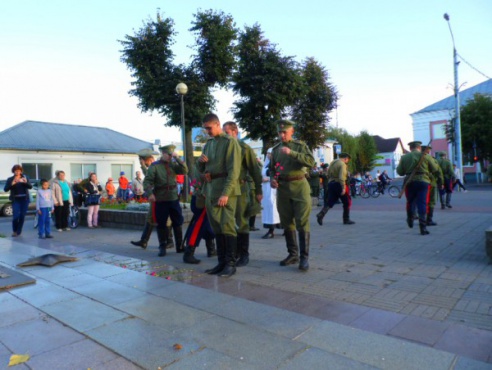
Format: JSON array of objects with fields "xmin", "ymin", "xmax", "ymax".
[
  {"xmin": 438, "ymin": 158, "xmax": 455, "ymax": 180},
  {"xmin": 308, "ymin": 169, "xmax": 320, "ymax": 197},
  {"xmin": 327, "ymin": 159, "xmax": 348, "ymax": 186},
  {"xmin": 428, "ymin": 156, "xmax": 443, "ymax": 208},
  {"xmin": 143, "ymin": 158, "xmax": 188, "ymax": 202},
  {"xmin": 197, "ymin": 133, "xmax": 242, "ymax": 236},
  {"xmin": 269, "ymin": 139, "xmax": 315, "ymax": 232},
  {"xmin": 235, "ymin": 140, "xmax": 263, "ymax": 233},
  {"xmin": 396, "ymin": 150, "xmax": 440, "ymax": 184}
]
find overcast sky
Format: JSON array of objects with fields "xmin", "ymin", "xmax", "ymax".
[{"xmin": 1, "ymin": 0, "xmax": 490, "ymax": 148}]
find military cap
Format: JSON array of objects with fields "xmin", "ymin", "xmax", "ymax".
[
  {"xmin": 276, "ymin": 119, "xmax": 295, "ymax": 131},
  {"xmin": 321, "ymin": 163, "xmax": 329, "ymax": 169},
  {"xmin": 421, "ymin": 145, "xmax": 432, "ymax": 151},
  {"xmin": 159, "ymin": 144, "xmax": 176, "ymax": 154},
  {"xmin": 438, "ymin": 151, "xmax": 448, "ymax": 157},
  {"xmin": 137, "ymin": 148, "xmax": 159, "ymax": 158},
  {"xmin": 408, "ymin": 141, "xmax": 422, "ymax": 149},
  {"xmin": 339, "ymin": 152, "xmax": 351, "ymax": 159}
]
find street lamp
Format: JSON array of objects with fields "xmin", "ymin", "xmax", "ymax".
[
  {"xmin": 443, "ymin": 13, "xmax": 464, "ymax": 183},
  {"xmin": 176, "ymin": 82, "xmax": 188, "ymax": 204}
]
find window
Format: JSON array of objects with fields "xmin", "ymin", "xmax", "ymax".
[
  {"xmin": 22, "ymin": 163, "xmax": 52, "ymax": 181},
  {"xmin": 431, "ymin": 123, "xmax": 446, "ymax": 140},
  {"xmin": 111, "ymin": 164, "xmax": 133, "ymax": 181},
  {"xmin": 71, "ymin": 163, "xmax": 96, "ymax": 182}
]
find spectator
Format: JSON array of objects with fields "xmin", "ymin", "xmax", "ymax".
[
  {"xmin": 84, "ymin": 173, "xmax": 103, "ymax": 228},
  {"xmin": 132, "ymin": 171, "xmax": 144, "ymax": 201},
  {"xmin": 176, "ymin": 174, "xmax": 185, "ymax": 201},
  {"xmin": 260, "ymin": 148, "xmax": 281, "ymax": 239},
  {"xmin": 452, "ymin": 164, "xmax": 468, "ymax": 192},
  {"xmin": 4, "ymin": 164, "xmax": 33, "ymax": 237},
  {"xmin": 105, "ymin": 177, "xmax": 115, "ymax": 200},
  {"xmin": 52, "ymin": 170, "xmax": 73, "ymax": 232},
  {"xmin": 118, "ymin": 171, "xmax": 129, "ymax": 201},
  {"xmin": 36, "ymin": 179, "xmax": 54, "ymax": 239}
]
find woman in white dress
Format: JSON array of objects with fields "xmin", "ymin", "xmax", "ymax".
[{"xmin": 261, "ymin": 148, "xmax": 281, "ymax": 238}]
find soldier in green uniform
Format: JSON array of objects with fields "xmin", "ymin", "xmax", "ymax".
[
  {"xmin": 316, "ymin": 153, "xmax": 355, "ymax": 226},
  {"xmin": 270, "ymin": 120, "xmax": 315, "ymax": 271},
  {"xmin": 197, "ymin": 113, "xmax": 242, "ymax": 277},
  {"xmin": 143, "ymin": 144, "xmax": 188, "ymax": 256},
  {"xmin": 421, "ymin": 145, "xmax": 443, "ymax": 226},
  {"xmin": 308, "ymin": 165, "xmax": 321, "ymax": 199},
  {"xmin": 437, "ymin": 151, "xmax": 455, "ymax": 209},
  {"xmin": 396, "ymin": 141, "xmax": 441, "ymax": 235},
  {"xmin": 223, "ymin": 122, "xmax": 263, "ymax": 267}
]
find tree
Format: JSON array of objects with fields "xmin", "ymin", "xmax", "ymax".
[
  {"xmin": 354, "ymin": 131, "xmax": 378, "ymax": 173},
  {"xmin": 232, "ymin": 24, "xmax": 302, "ymax": 154},
  {"xmin": 460, "ymin": 93, "xmax": 492, "ymax": 168},
  {"xmin": 291, "ymin": 57, "xmax": 338, "ymax": 150},
  {"xmin": 119, "ymin": 10, "xmax": 237, "ymax": 171},
  {"xmin": 325, "ymin": 127, "xmax": 358, "ymax": 173}
]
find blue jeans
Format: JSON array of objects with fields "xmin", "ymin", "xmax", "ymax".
[
  {"xmin": 38, "ymin": 208, "xmax": 52, "ymax": 237},
  {"xmin": 12, "ymin": 196, "xmax": 29, "ymax": 235}
]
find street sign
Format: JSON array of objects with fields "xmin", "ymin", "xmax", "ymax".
[{"xmin": 334, "ymin": 144, "xmax": 342, "ymax": 154}]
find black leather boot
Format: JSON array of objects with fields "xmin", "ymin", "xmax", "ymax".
[
  {"xmin": 445, "ymin": 193, "xmax": 452, "ymax": 208},
  {"xmin": 218, "ymin": 235, "xmax": 237, "ymax": 277},
  {"xmin": 261, "ymin": 228, "xmax": 274, "ymax": 239},
  {"xmin": 298, "ymin": 231, "xmax": 310, "ymax": 271},
  {"xmin": 131, "ymin": 222, "xmax": 153, "ymax": 249},
  {"xmin": 419, "ymin": 217, "xmax": 430, "ymax": 235},
  {"xmin": 280, "ymin": 230, "xmax": 299, "ymax": 266},
  {"xmin": 406, "ymin": 210, "xmax": 414, "ymax": 228},
  {"xmin": 205, "ymin": 234, "xmax": 226, "ymax": 274},
  {"xmin": 440, "ymin": 193, "xmax": 445, "ymax": 209},
  {"xmin": 426, "ymin": 207, "xmax": 437, "ymax": 226},
  {"xmin": 205, "ymin": 238, "xmax": 217, "ymax": 257},
  {"xmin": 183, "ymin": 246, "xmax": 201, "ymax": 264},
  {"xmin": 316, "ymin": 207, "xmax": 329, "ymax": 226},
  {"xmin": 236, "ymin": 233, "xmax": 250, "ymax": 267},
  {"xmin": 173, "ymin": 225, "xmax": 184, "ymax": 253},
  {"xmin": 343, "ymin": 208, "xmax": 355, "ymax": 225},
  {"xmin": 156, "ymin": 227, "xmax": 169, "ymax": 257},
  {"xmin": 166, "ymin": 226, "xmax": 174, "ymax": 249}
]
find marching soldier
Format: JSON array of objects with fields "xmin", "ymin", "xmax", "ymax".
[
  {"xmin": 270, "ymin": 120, "xmax": 315, "ymax": 271},
  {"xmin": 143, "ymin": 145, "xmax": 188, "ymax": 256},
  {"xmin": 316, "ymin": 153, "xmax": 355, "ymax": 226},
  {"xmin": 308, "ymin": 165, "xmax": 321, "ymax": 198},
  {"xmin": 197, "ymin": 113, "xmax": 242, "ymax": 277},
  {"xmin": 421, "ymin": 145, "xmax": 443, "ymax": 226},
  {"xmin": 437, "ymin": 151, "xmax": 455, "ymax": 209},
  {"xmin": 223, "ymin": 121, "xmax": 263, "ymax": 267},
  {"xmin": 396, "ymin": 141, "xmax": 440, "ymax": 235}
]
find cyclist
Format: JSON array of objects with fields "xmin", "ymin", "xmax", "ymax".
[{"xmin": 378, "ymin": 170, "xmax": 392, "ymax": 194}]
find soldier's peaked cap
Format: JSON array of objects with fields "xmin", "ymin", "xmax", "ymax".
[
  {"xmin": 408, "ymin": 141, "xmax": 422, "ymax": 149},
  {"xmin": 137, "ymin": 148, "xmax": 159, "ymax": 157},
  {"xmin": 276, "ymin": 119, "xmax": 295, "ymax": 131},
  {"xmin": 159, "ymin": 144, "xmax": 176, "ymax": 154},
  {"xmin": 438, "ymin": 151, "xmax": 448, "ymax": 157}
]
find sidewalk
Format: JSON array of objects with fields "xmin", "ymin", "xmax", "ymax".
[{"xmin": 1, "ymin": 189, "xmax": 491, "ymax": 369}]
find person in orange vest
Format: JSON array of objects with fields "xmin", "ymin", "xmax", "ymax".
[
  {"xmin": 117, "ymin": 171, "xmax": 129, "ymax": 201},
  {"xmin": 105, "ymin": 178, "xmax": 115, "ymax": 200}
]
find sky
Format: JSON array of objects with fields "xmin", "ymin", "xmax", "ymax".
[{"xmin": 1, "ymin": 0, "xmax": 491, "ymax": 149}]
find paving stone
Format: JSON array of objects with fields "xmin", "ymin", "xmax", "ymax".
[
  {"xmin": 9, "ymin": 279, "xmax": 80, "ymax": 307},
  {"xmin": 70, "ymin": 279, "xmax": 147, "ymax": 305},
  {"xmin": 388, "ymin": 315, "xmax": 449, "ymax": 346},
  {"xmin": 0, "ymin": 293, "xmax": 43, "ymax": 328}
]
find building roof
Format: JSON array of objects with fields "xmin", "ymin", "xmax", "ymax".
[
  {"xmin": 372, "ymin": 135, "xmax": 403, "ymax": 153},
  {"xmin": 0, "ymin": 121, "xmax": 153, "ymax": 154},
  {"xmin": 413, "ymin": 78, "xmax": 492, "ymax": 114}
]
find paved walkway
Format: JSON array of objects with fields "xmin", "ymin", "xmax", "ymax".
[{"xmin": 1, "ymin": 186, "xmax": 491, "ymax": 369}]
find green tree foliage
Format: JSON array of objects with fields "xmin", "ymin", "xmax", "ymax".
[
  {"xmin": 354, "ymin": 131, "xmax": 378, "ymax": 173},
  {"xmin": 291, "ymin": 58, "xmax": 338, "ymax": 151},
  {"xmin": 460, "ymin": 93, "xmax": 492, "ymax": 166},
  {"xmin": 231, "ymin": 24, "xmax": 303, "ymax": 153},
  {"xmin": 326, "ymin": 127, "xmax": 358, "ymax": 173},
  {"xmin": 119, "ymin": 10, "xmax": 237, "ymax": 169}
]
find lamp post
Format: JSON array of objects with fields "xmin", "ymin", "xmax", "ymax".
[
  {"xmin": 443, "ymin": 13, "xmax": 464, "ymax": 183},
  {"xmin": 176, "ymin": 82, "xmax": 188, "ymax": 204}
]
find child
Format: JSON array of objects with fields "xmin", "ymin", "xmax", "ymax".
[{"xmin": 36, "ymin": 179, "xmax": 55, "ymax": 239}]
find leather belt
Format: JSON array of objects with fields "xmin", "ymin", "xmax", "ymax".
[
  {"xmin": 204, "ymin": 172, "xmax": 228, "ymax": 183},
  {"xmin": 278, "ymin": 175, "xmax": 306, "ymax": 182}
]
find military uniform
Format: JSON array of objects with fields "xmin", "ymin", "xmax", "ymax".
[
  {"xmin": 143, "ymin": 145, "xmax": 188, "ymax": 256},
  {"xmin": 197, "ymin": 132, "xmax": 241, "ymax": 277},
  {"xmin": 270, "ymin": 120, "xmax": 315, "ymax": 271},
  {"xmin": 308, "ymin": 167, "xmax": 321, "ymax": 198},
  {"xmin": 437, "ymin": 152, "xmax": 455, "ymax": 209},
  {"xmin": 396, "ymin": 141, "xmax": 440, "ymax": 235},
  {"xmin": 316, "ymin": 153, "xmax": 355, "ymax": 226},
  {"xmin": 421, "ymin": 146, "xmax": 443, "ymax": 226},
  {"xmin": 234, "ymin": 140, "xmax": 263, "ymax": 267}
]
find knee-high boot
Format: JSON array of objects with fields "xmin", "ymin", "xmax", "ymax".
[
  {"xmin": 173, "ymin": 225, "xmax": 184, "ymax": 253},
  {"xmin": 205, "ymin": 238, "xmax": 217, "ymax": 257},
  {"xmin": 166, "ymin": 226, "xmax": 175, "ymax": 249},
  {"xmin": 131, "ymin": 222, "xmax": 153, "ymax": 249},
  {"xmin": 440, "ymin": 193, "xmax": 446, "ymax": 209},
  {"xmin": 406, "ymin": 210, "xmax": 414, "ymax": 228},
  {"xmin": 343, "ymin": 208, "xmax": 355, "ymax": 225},
  {"xmin": 205, "ymin": 234, "xmax": 226, "ymax": 274},
  {"xmin": 298, "ymin": 231, "xmax": 310, "ymax": 271},
  {"xmin": 419, "ymin": 217, "xmax": 430, "ymax": 235},
  {"xmin": 280, "ymin": 230, "xmax": 299, "ymax": 266},
  {"xmin": 236, "ymin": 233, "xmax": 249, "ymax": 267},
  {"xmin": 426, "ymin": 207, "xmax": 437, "ymax": 226},
  {"xmin": 156, "ymin": 227, "xmax": 169, "ymax": 257},
  {"xmin": 218, "ymin": 235, "xmax": 237, "ymax": 277},
  {"xmin": 183, "ymin": 245, "xmax": 201, "ymax": 264},
  {"xmin": 316, "ymin": 207, "xmax": 329, "ymax": 226},
  {"xmin": 445, "ymin": 193, "xmax": 452, "ymax": 208}
]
